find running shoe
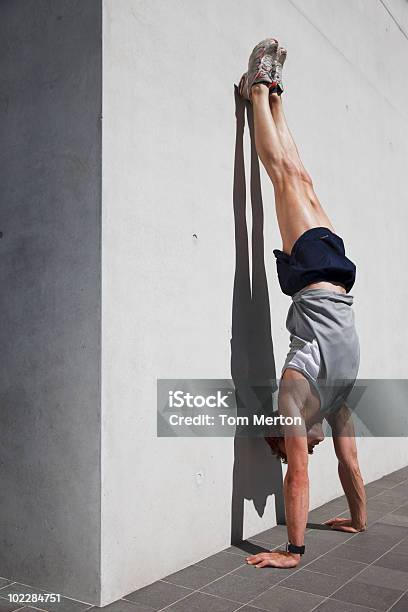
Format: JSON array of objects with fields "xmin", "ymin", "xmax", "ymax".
[
  {"xmin": 238, "ymin": 38, "xmax": 279, "ymax": 101},
  {"xmin": 270, "ymin": 46, "xmax": 287, "ymax": 96}
]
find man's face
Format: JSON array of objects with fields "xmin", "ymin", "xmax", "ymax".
[
  {"xmin": 307, "ymin": 422, "xmax": 325, "ymax": 452},
  {"xmin": 276, "ymin": 422, "xmax": 325, "ymax": 461}
]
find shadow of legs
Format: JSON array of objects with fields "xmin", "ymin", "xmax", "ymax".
[{"xmin": 230, "ymin": 86, "xmax": 285, "ymax": 546}]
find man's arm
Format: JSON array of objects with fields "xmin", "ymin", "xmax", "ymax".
[
  {"xmin": 246, "ymin": 434, "xmax": 309, "ymax": 568},
  {"xmin": 326, "ymin": 404, "xmax": 367, "ymax": 532},
  {"xmin": 283, "ymin": 434, "xmax": 310, "ymax": 548}
]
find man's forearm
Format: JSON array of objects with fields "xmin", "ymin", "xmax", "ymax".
[
  {"xmin": 284, "ymin": 471, "xmax": 309, "ymax": 546},
  {"xmin": 338, "ymin": 462, "xmax": 367, "ymax": 529}
]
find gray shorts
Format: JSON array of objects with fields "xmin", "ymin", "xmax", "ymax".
[{"xmin": 281, "ymin": 286, "xmax": 360, "ymax": 414}]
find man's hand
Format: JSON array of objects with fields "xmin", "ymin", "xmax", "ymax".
[
  {"xmin": 324, "ymin": 517, "xmax": 366, "ymax": 533},
  {"xmin": 246, "ymin": 550, "xmax": 300, "ymax": 569}
]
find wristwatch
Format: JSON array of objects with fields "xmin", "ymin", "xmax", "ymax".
[{"xmin": 286, "ymin": 542, "xmax": 305, "ymax": 555}]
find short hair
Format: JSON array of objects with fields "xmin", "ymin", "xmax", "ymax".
[
  {"xmin": 265, "ymin": 436, "xmax": 315, "ymax": 464},
  {"xmin": 265, "ymin": 436, "xmax": 287, "ymax": 463}
]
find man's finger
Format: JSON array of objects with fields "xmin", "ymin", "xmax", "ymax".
[
  {"xmin": 324, "ymin": 517, "xmax": 349, "ymax": 525},
  {"xmin": 255, "ymin": 560, "xmax": 270, "ymax": 568},
  {"xmin": 246, "ymin": 554, "xmax": 262, "ymax": 563},
  {"xmin": 331, "ymin": 525, "xmax": 358, "ymax": 533}
]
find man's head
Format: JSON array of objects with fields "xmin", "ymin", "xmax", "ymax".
[{"xmin": 265, "ymin": 422, "xmax": 325, "ymax": 463}]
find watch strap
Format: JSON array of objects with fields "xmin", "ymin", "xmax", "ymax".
[{"xmin": 286, "ymin": 542, "xmax": 305, "ymax": 555}]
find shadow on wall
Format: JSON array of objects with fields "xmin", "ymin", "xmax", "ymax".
[{"xmin": 230, "ymin": 86, "xmax": 285, "ymax": 546}]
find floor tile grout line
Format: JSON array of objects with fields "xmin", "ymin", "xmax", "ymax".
[
  {"xmin": 0, "ymin": 583, "xmax": 17, "ymax": 591},
  {"xmin": 0, "ymin": 599, "xmax": 55, "ymax": 612},
  {"xmin": 2, "ymin": 472, "xmax": 407, "ymax": 612},
  {"xmin": 197, "ymin": 532, "xmax": 362, "ymax": 610},
  {"xmin": 0, "ymin": 579, "xmax": 93, "ymax": 608},
  {"xmin": 137, "ymin": 474, "xmax": 408, "ymax": 611},
  {"xmin": 0, "ymin": 606, "xmax": 32, "ymax": 612},
  {"xmin": 150, "ymin": 492, "xmax": 408, "ymax": 612},
  {"xmin": 231, "ymin": 507, "xmax": 408, "ymax": 612},
  {"xmin": 146, "ymin": 573, "xmax": 252, "ymax": 612},
  {"xmin": 130, "ymin": 560, "xmax": 257, "ymax": 612},
  {"xmin": 307, "ymin": 530, "xmax": 408, "ymax": 611},
  {"xmin": 0, "ymin": 597, "xmax": 96, "ymax": 612},
  {"xmin": 384, "ymin": 577, "xmax": 408, "ymax": 612}
]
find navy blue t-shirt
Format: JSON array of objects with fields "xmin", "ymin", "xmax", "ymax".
[{"xmin": 273, "ymin": 226, "xmax": 356, "ymax": 296}]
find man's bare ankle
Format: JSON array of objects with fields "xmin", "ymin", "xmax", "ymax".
[
  {"xmin": 269, "ymin": 92, "xmax": 280, "ymax": 104},
  {"xmin": 251, "ymin": 83, "xmax": 269, "ymax": 96}
]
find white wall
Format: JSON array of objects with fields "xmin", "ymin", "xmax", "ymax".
[{"xmin": 101, "ymin": 0, "xmax": 408, "ymax": 604}]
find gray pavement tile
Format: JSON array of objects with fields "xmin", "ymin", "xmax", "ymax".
[
  {"xmin": 250, "ymin": 526, "xmax": 289, "ymax": 548},
  {"xmin": 32, "ymin": 599, "xmax": 91, "ymax": 612},
  {"xmin": 200, "ymin": 571, "xmax": 276, "ymax": 604},
  {"xmin": 379, "ymin": 513, "xmax": 408, "ymax": 528},
  {"xmin": 388, "ymin": 466, "xmax": 408, "ymax": 478},
  {"xmin": 392, "ymin": 504, "xmax": 408, "ymax": 517},
  {"xmin": 223, "ymin": 546, "xmax": 248, "ymax": 557},
  {"xmin": 304, "ymin": 529, "xmax": 354, "ymax": 551},
  {"xmin": 356, "ymin": 564, "xmax": 408, "ymax": 590},
  {"xmin": 233, "ymin": 608, "xmax": 271, "ymax": 612},
  {"xmin": 0, "ymin": 586, "xmax": 89, "ymax": 612},
  {"xmin": 366, "ymin": 500, "xmax": 403, "ymax": 514},
  {"xmin": 0, "ymin": 600, "xmax": 29, "ymax": 612},
  {"xmin": 223, "ymin": 540, "xmax": 270, "ymax": 558},
  {"xmin": 368, "ymin": 522, "xmax": 408, "ymax": 538},
  {"xmin": 326, "ymin": 543, "xmax": 384, "ymax": 564},
  {"xmin": 99, "ymin": 602, "xmax": 154, "ymax": 612},
  {"xmin": 314, "ymin": 599, "xmax": 376, "ymax": 611},
  {"xmin": 332, "ymin": 580, "xmax": 403, "ymax": 611},
  {"xmin": 308, "ymin": 508, "xmax": 342, "ymax": 523},
  {"xmin": 374, "ymin": 551, "xmax": 408, "ymax": 573},
  {"xmin": 372, "ymin": 478, "xmax": 405, "ymax": 490},
  {"xmin": 313, "ymin": 501, "xmax": 348, "ymax": 515},
  {"xmin": 123, "ymin": 581, "xmax": 192, "ymax": 610},
  {"xmin": 233, "ymin": 608, "xmax": 269, "ymax": 612},
  {"xmin": 163, "ymin": 563, "xmax": 224, "ymax": 590},
  {"xmin": 250, "ymin": 585, "xmax": 324, "ymax": 611},
  {"xmin": 278, "ymin": 569, "xmax": 344, "ymax": 597},
  {"xmin": 196, "ymin": 552, "xmax": 245, "ymax": 573},
  {"xmin": 392, "ymin": 538, "xmax": 408, "ymax": 555},
  {"xmin": 391, "ymin": 483, "xmax": 408, "ymax": 495},
  {"xmin": 8, "ymin": 608, "xmax": 57, "ymax": 612},
  {"xmin": 231, "ymin": 563, "xmax": 296, "ymax": 585},
  {"xmin": 347, "ymin": 534, "xmax": 402, "ymax": 551},
  {"xmin": 0, "ymin": 586, "xmax": 44, "ymax": 599},
  {"xmin": 298, "ymin": 538, "xmax": 346, "ymax": 564},
  {"xmin": 0, "ymin": 582, "xmax": 13, "ymax": 591},
  {"xmin": 389, "ymin": 592, "xmax": 408, "ymax": 611},
  {"xmin": 164, "ymin": 591, "xmax": 240, "ymax": 612},
  {"xmin": 305, "ymin": 554, "xmax": 367, "ymax": 580},
  {"xmin": 365, "ymin": 484, "xmax": 392, "ymax": 498},
  {"xmin": 300, "ymin": 547, "xmax": 333, "ymax": 563},
  {"xmin": 366, "ymin": 509, "xmax": 389, "ymax": 526},
  {"xmin": 374, "ymin": 490, "xmax": 408, "ymax": 504},
  {"xmin": 349, "ymin": 523, "xmax": 408, "ymax": 549},
  {"xmin": 377, "ymin": 472, "xmax": 408, "ymax": 485}
]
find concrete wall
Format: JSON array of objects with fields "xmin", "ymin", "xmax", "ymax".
[
  {"xmin": 0, "ymin": 1, "xmax": 102, "ymax": 603},
  {"xmin": 101, "ymin": 0, "xmax": 408, "ymax": 604}
]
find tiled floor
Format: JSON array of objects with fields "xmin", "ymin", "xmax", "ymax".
[{"xmin": 1, "ymin": 467, "xmax": 408, "ymax": 612}]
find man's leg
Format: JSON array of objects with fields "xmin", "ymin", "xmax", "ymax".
[
  {"xmin": 251, "ymin": 84, "xmax": 334, "ymax": 254},
  {"xmin": 325, "ymin": 404, "xmax": 367, "ymax": 532}
]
